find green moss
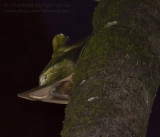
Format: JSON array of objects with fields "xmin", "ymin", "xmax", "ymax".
[
  {"xmin": 61, "ymin": 0, "xmax": 160, "ymax": 136},
  {"xmin": 92, "ymin": 0, "xmax": 140, "ymax": 32},
  {"xmin": 61, "ymin": 78, "xmax": 105, "ymax": 135},
  {"xmin": 74, "ymin": 23, "xmax": 151, "ymax": 84}
]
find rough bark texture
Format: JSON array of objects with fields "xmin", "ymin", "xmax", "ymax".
[{"xmin": 61, "ymin": 0, "xmax": 160, "ymax": 137}]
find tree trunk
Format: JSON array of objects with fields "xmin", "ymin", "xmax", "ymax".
[{"xmin": 61, "ymin": 0, "xmax": 160, "ymax": 136}]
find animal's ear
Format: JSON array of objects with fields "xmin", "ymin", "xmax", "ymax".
[{"xmin": 52, "ymin": 33, "xmax": 69, "ymax": 53}]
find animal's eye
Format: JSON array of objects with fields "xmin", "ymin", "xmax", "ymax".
[
  {"xmin": 51, "ymin": 87, "xmax": 55, "ymax": 92},
  {"xmin": 49, "ymin": 87, "xmax": 55, "ymax": 96}
]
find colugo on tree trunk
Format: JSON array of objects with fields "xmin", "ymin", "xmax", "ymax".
[{"xmin": 18, "ymin": 33, "xmax": 90, "ymax": 104}]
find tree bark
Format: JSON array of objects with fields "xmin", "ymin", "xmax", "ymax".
[{"xmin": 61, "ymin": 0, "xmax": 160, "ymax": 136}]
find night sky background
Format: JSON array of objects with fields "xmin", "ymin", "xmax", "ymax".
[{"xmin": 1, "ymin": 0, "xmax": 160, "ymax": 137}]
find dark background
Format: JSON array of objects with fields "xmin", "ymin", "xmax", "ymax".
[{"xmin": 1, "ymin": 0, "xmax": 160, "ymax": 137}]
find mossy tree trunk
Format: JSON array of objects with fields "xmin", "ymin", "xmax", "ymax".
[{"xmin": 61, "ymin": 0, "xmax": 160, "ymax": 136}]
